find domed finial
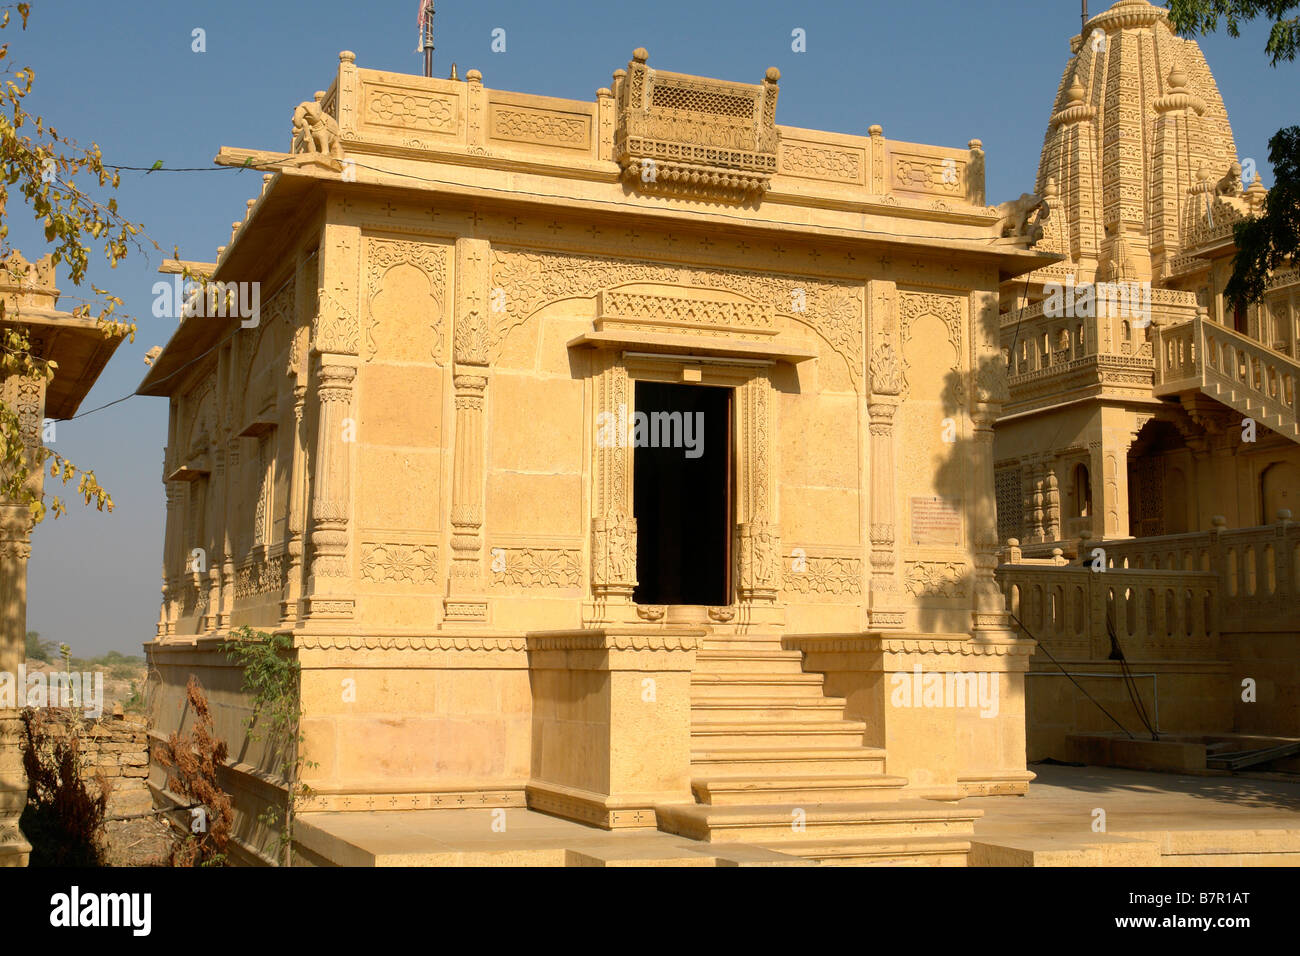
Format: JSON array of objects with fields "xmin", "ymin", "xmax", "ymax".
[
  {"xmin": 1167, "ymin": 66, "xmax": 1187, "ymax": 90},
  {"xmin": 765, "ymin": 66, "xmax": 780, "ymax": 83},
  {"xmin": 632, "ymin": 47, "xmax": 649, "ymax": 63},
  {"xmin": 1066, "ymin": 75, "xmax": 1085, "ymax": 104},
  {"xmin": 1045, "ymin": 177, "xmax": 1059, "ymax": 199},
  {"xmin": 339, "ymin": 51, "xmax": 356, "ymax": 64},
  {"xmin": 1196, "ymin": 163, "xmax": 1211, "ymax": 183}
]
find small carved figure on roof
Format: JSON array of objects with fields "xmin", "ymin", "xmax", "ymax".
[{"xmin": 291, "ymin": 91, "xmax": 343, "ymax": 161}]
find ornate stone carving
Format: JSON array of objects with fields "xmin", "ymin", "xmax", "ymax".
[
  {"xmin": 361, "ymin": 542, "xmax": 439, "ymax": 584},
  {"xmin": 235, "ymin": 555, "xmax": 286, "ymax": 599},
  {"xmin": 904, "ymin": 561, "xmax": 969, "ymax": 598},
  {"xmin": 491, "ymin": 247, "xmax": 863, "ymax": 385},
  {"xmin": 365, "ymin": 86, "xmax": 456, "ymax": 133},
  {"xmin": 869, "ymin": 343, "xmax": 903, "ymax": 396},
  {"xmin": 291, "ymin": 92, "xmax": 343, "ymax": 162},
  {"xmin": 614, "ymin": 48, "xmax": 780, "ymax": 201},
  {"xmin": 490, "ymin": 105, "xmax": 589, "ymax": 148},
  {"xmin": 900, "ymin": 291, "xmax": 962, "ymax": 351},
  {"xmin": 781, "ymin": 142, "xmax": 863, "ymax": 184},
  {"xmin": 783, "ymin": 554, "xmax": 862, "ymax": 596},
  {"xmin": 487, "ymin": 547, "xmax": 581, "ymax": 589},
  {"xmin": 365, "ymin": 238, "xmax": 447, "ymax": 362},
  {"xmin": 591, "ymin": 512, "xmax": 638, "ymax": 590}
]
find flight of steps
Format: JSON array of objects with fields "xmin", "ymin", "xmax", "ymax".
[
  {"xmin": 655, "ymin": 636, "xmax": 980, "ymax": 866},
  {"xmin": 1203, "ymin": 380, "xmax": 1300, "ymax": 442}
]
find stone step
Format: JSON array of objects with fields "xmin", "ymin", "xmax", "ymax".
[
  {"xmin": 692, "ymin": 697, "xmax": 849, "ymax": 722},
  {"xmin": 696, "ymin": 649, "xmax": 807, "ymax": 673},
  {"xmin": 691, "ymin": 672, "xmax": 827, "ymax": 698},
  {"xmin": 770, "ymin": 835, "xmax": 971, "ymax": 866},
  {"xmin": 692, "ymin": 720, "xmax": 867, "ymax": 750},
  {"xmin": 691, "ymin": 745, "xmax": 886, "ymax": 777},
  {"xmin": 656, "ymin": 800, "xmax": 982, "ymax": 844},
  {"xmin": 692, "ymin": 773, "xmax": 909, "ymax": 805}
]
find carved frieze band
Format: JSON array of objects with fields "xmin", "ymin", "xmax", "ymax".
[
  {"xmin": 903, "ymin": 560, "xmax": 970, "ymax": 598},
  {"xmin": 492, "ymin": 248, "xmax": 864, "ymax": 386}
]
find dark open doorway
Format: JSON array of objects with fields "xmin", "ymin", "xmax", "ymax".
[{"xmin": 632, "ymin": 380, "xmax": 732, "ymax": 606}]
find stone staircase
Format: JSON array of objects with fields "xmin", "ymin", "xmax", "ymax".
[
  {"xmin": 1153, "ymin": 315, "xmax": 1300, "ymax": 444},
  {"xmin": 655, "ymin": 636, "xmax": 980, "ymax": 865}
]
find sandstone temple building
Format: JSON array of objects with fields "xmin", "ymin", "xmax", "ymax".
[
  {"xmin": 137, "ymin": 0, "xmax": 1298, "ymax": 865},
  {"xmin": 138, "ymin": 39, "xmax": 1058, "ymax": 864},
  {"xmin": 993, "ymin": 0, "xmax": 1299, "ymax": 765}
]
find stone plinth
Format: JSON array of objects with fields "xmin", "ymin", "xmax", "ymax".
[{"xmin": 525, "ymin": 628, "xmax": 700, "ymax": 828}]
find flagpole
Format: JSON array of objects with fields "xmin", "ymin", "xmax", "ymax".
[{"xmin": 419, "ymin": 1, "xmax": 435, "ymax": 78}]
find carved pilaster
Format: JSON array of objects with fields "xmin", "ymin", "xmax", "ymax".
[
  {"xmin": 735, "ymin": 375, "xmax": 781, "ymax": 611},
  {"xmin": 867, "ymin": 279, "xmax": 903, "ymax": 626},
  {"xmin": 587, "ymin": 354, "xmax": 637, "ymax": 623},
  {"xmin": 281, "ymin": 383, "xmax": 308, "ymax": 625},
  {"xmin": 306, "ymin": 362, "xmax": 356, "ymax": 620},
  {"xmin": 443, "ymin": 238, "xmax": 491, "ymax": 624}
]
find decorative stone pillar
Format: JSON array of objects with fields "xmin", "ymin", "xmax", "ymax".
[
  {"xmin": 0, "ymin": 375, "xmax": 42, "ymax": 866},
  {"xmin": 587, "ymin": 353, "xmax": 637, "ymax": 625},
  {"xmin": 281, "ymin": 382, "xmax": 309, "ymax": 625},
  {"xmin": 305, "ymin": 363, "xmax": 356, "ymax": 619},
  {"xmin": 443, "ymin": 237, "xmax": 490, "ymax": 624},
  {"xmin": 1045, "ymin": 467, "xmax": 1061, "ymax": 541},
  {"xmin": 735, "ymin": 375, "xmax": 781, "ymax": 619},
  {"xmin": 867, "ymin": 280, "xmax": 904, "ymax": 628}
]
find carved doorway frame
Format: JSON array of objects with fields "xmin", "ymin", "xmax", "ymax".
[{"xmin": 583, "ymin": 349, "xmax": 784, "ymax": 631}]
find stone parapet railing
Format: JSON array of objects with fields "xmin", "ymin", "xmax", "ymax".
[
  {"xmin": 996, "ymin": 549, "xmax": 1219, "ymax": 661},
  {"xmin": 1085, "ymin": 514, "xmax": 1299, "ymax": 633}
]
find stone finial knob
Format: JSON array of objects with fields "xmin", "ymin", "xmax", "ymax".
[
  {"xmin": 466, "ymin": 68, "xmax": 482, "ymax": 84},
  {"xmin": 1045, "ymin": 176, "xmax": 1059, "ymax": 198},
  {"xmin": 596, "ymin": 86, "xmax": 612, "ymax": 98},
  {"xmin": 1066, "ymin": 75, "xmax": 1085, "ymax": 104},
  {"xmin": 1278, "ymin": 509, "xmax": 1293, "ymax": 522},
  {"xmin": 1007, "ymin": 538, "xmax": 1020, "ymax": 547},
  {"xmin": 339, "ymin": 50, "xmax": 356, "ymax": 63},
  {"xmin": 632, "ymin": 47, "xmax": 649, "ymax": 63},
  {"xmin": 1167, "ymin": 66, "xmax": 1187, "ymax": 89},
  {"xmin": 1197, "ymin": 163, "xmax": 1211, "ymax": 182},
  {"xmin": 765, "ymin": 66, "xmax": 780, "ymax": 83},
  {"xmin": 868, "ymin": 124, "xmax": 883, "ymax": 137},
  {"xmin": 968, "ymin": 138, "xmax": 983, "ymax": 150},
  {"xmin": 1211, "ymin": 515, "xmax": 1227, "ymax": 528}
]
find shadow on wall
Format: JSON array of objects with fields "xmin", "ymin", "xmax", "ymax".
[{"xmin": 909, "ymin": 358, "xmax": 1007, "ymax": 637}]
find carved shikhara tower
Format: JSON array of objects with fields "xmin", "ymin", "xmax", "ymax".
[
  {"xmin": 141, "ymin": 47, "xmax": 1053, "ymax": 861},
  {"xmin": 996, "ymin": 0, "xmax": 1300, "ymax": 551}
]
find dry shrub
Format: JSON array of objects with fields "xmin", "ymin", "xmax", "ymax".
[
  {"xmin": 19, "ymin": 708, "xmax": 110, "ymax": 866},
  {"xmin": 153, "ymin": 676, "xmax": 234, "ymax": 866}
]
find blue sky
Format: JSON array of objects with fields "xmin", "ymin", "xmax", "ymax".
[{"xmin": 15, "ymin": 0, "xmax": 1295, "ymax": 655}]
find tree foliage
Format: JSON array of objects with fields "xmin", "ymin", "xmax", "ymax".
[
  {"xmin": 1168, "ymin": 1, "xmax": 1299, "ymax": 305},
  {"xmin": 1225, "ymin": 126, "xmax": 1300, "ymax": 305},
  {"xmin": 0, "ymin": 4, "xmax": 152, "ymax": 523},
  {"xmin": 1167, "ymin": 0, "xmax": 1300, "ymax": 65}
]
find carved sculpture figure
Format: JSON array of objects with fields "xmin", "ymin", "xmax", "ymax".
[
  {"xmin": 292, "ymin": 91, "xmax": 343, "ymax": 160},
  {"xmin": 995, "ymin": 192, "xmax": 1050, "ymax": 245}
]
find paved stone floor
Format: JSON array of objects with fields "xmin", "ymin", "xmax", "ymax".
[
  {"xmin": 296, "ymin": 765, "xmax": 1300, "ymax": 866},
  {"xmin": 965, "ymin": 763, "xmax": 1300, "ymax": 865}
]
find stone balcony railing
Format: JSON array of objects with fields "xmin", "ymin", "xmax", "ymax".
[
  {"xmin": 1152, "ymin": 313, "xmax": 1299, "ymax": 439},
  {"xmin": 996, "ymin": 546, "xmax": 1218, "ymax": 661}
]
